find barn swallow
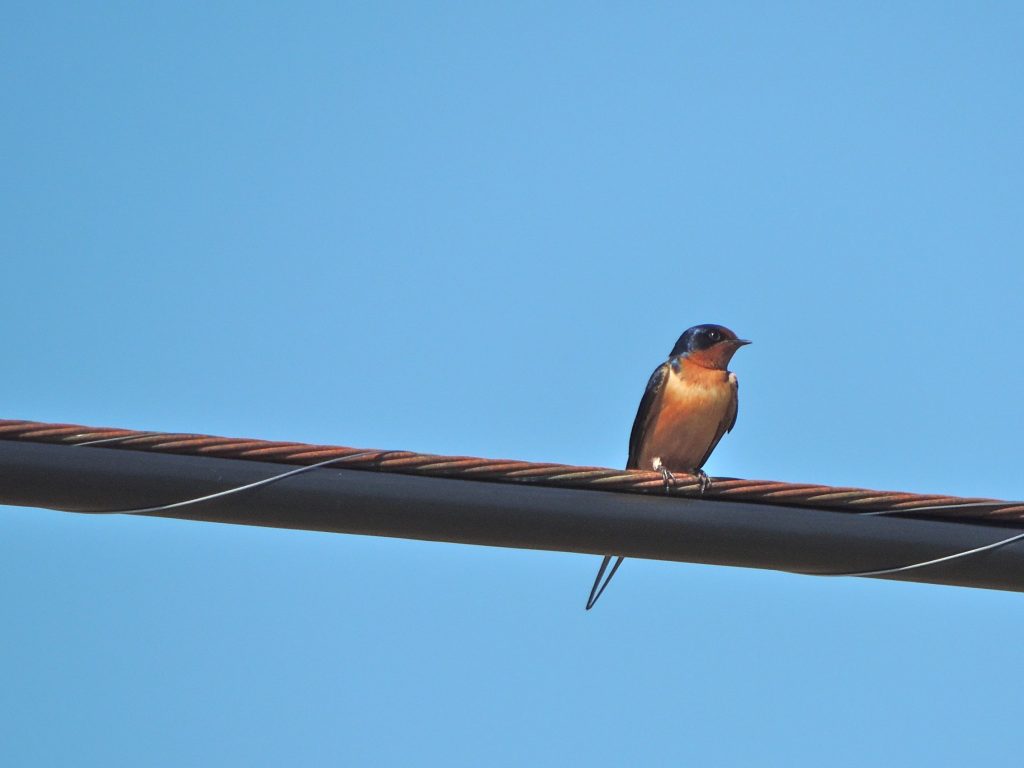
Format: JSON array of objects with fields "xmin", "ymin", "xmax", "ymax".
[{"xmin": 585, "ymin": 324, "xmax": 750, "ymax": 610}]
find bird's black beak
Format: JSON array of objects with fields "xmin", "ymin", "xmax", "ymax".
[{"xmin": 734, "ymin": 339, "xmax": 752, "ymax": 346}]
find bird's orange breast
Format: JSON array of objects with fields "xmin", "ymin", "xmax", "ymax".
[{"xmin": 636, "ymin": 360, "xmax": 735, "ymax": 472}]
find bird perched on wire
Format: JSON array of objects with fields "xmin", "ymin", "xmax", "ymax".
[{"xmin": 585, "ymin": 324, "xmax": 750, "ymax": 610}]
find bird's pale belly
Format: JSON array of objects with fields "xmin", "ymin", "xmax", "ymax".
[{"xmin": 636, "ymin": 369, "xmax": 733, "ymax": 471}]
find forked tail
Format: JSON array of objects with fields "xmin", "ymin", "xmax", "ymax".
[{"xmin": 585, "ymin": 555, "xmax": 624, "ymax": 610}]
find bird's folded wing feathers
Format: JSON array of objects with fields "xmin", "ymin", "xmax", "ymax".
[{"xmin": 627, "ymin": 362, "xmax": 669, "ymax": 470}]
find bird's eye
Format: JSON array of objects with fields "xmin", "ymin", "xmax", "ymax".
[{"xmin": 706, "ymin": 330, "xmax": 719, "ymax": 342}]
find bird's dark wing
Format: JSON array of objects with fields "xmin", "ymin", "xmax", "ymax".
[
  {"xmin": 697, "ymin": 373, "xmax": 739, "ymax": 469},
  {"xmin": 588, "ymin": 361, "xmax": 669, "ymax": 610},
  {"xmin": 627, "ymin": 362, "xmax": 670, "ymax": 470}
]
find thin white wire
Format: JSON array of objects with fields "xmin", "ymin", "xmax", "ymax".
[
  {"xmin": 802, "ymin": 529, "xmax": 1024, "ymax": 578},
  {"xmin": 802, "ymin": 498, "xmax": 1024, "ymax": 578},
  {"xmin": 859, "ymin": 501, "xmax": 1011, "ymax": 516},
  {"xmin": 75, "ymin": 446, "xmax": 375, "ymax": 515}
]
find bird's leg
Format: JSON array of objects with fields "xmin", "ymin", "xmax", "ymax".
[
  {"xmin": 692, "ymin": 468, "xmax": 711, "ymax": 495},
  {"xmin": 659, "ymin": 465, "xmax": 676, "ymax": 494},
  {"xmin": 652, "ymin": 457, "xmax": 675, "ymax": 494}
]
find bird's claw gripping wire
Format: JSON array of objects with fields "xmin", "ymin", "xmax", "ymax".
[
  {"xmin": 693, "ymin": 468, "xmax": 711, "ymax": 495},
  {"xmin": 656, "ymin": 461, "xmax": 710, "ymax": 495},
  {"xmin": 659, "ymin": 465, "xmax": 676, "ymax": 494}
]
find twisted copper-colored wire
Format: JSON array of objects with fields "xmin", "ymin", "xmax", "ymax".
[{"xmin": 2, "ymin": 418, "xmax": 1022, "ymax": 523}]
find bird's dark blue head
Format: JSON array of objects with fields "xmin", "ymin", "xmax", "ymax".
[{"xmin": 670, "ymin": 324, "xmax": 750, "ymax": 369}]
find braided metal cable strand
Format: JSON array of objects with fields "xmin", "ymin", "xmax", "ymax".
[{"xmin": 2, "ymin": 418, "xmax": 1023, "ymax": 524}]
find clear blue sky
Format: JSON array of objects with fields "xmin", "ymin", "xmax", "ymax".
[{"xmin": 3, "ymin": 3, "xmax": 1024, "ymax": 765}]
